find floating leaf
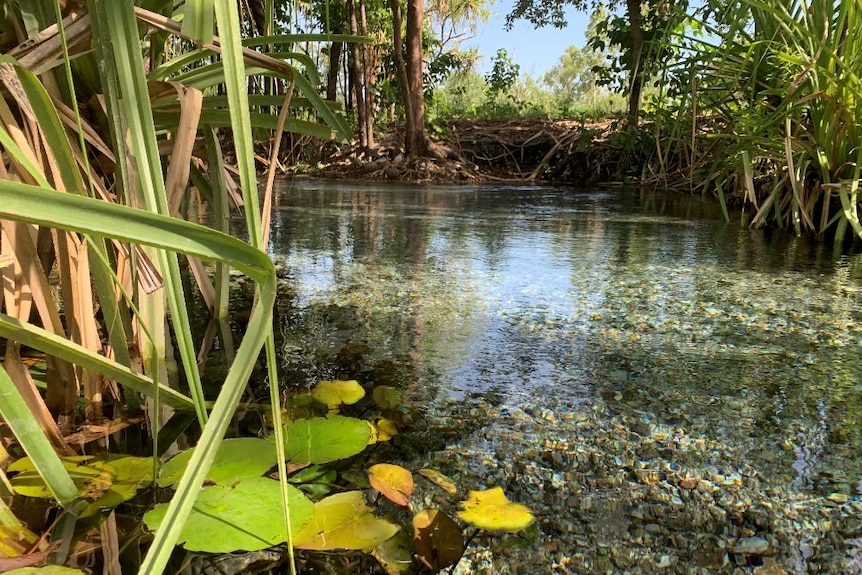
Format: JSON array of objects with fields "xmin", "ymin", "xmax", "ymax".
[
  {"xmin": 413, "ymin": 508, "xmax": 464, "ymax": 571},
  {"xmin": 293, "ymin": 490, "xmax": 399, "ymax": 550},
  {"xmin": 368, "ymin": 418, "xmax": 399, "ymax": 444},
  {"xmin": 370, "ymin": 530, "xmax": 414, "ymax": 575},
  {"xmin": 9, "ymin": 455, "xmax": 153, "ymax": 517},
  {"xmin": 372, "ymin": 385, "xmax": 402, "ymax": 411},
  {"xmin": 9, "ymin": 456, "xmax": 111, "ymax": 500},
  {"xmin": 419, "ymin": 469, "xmax": 458, "ymax": 495},
  {"xmin": 288, "ymin": 464, "xmax": 335, "ymax": 484},
  {"xmin": 143, "ymin": 477, "xmax": 313, "ymax": 553},
  {"xmin": 311, "ymin": 380, "xmax": 365, "ymax": 408},
  {"xmin": 368, "ymin": 464, "xmax": 414, "ymax": 507},
  {"xmin": 284, "ymin": 416, "xmax": 371, "ymax": 465},
  {"xmin": 5, "ymin": 568, "xmax": 88, "ymax": 575},
  {"xmin": 457, "ymin": 487, "xmax": 534, "ymax": 532},
  {"xmin": 81, "ymin": 456, "xmax": 154, "ymax": 516},
  {"xmin": 158, "ymin": 438, "xmax": 277, "ymax": 487}
]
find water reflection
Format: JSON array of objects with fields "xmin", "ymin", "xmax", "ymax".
[{"xmin": 267, "ymin": 178, "xmax": 862, "ymax": 573}]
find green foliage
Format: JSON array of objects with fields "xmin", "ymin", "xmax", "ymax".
[
  {"xmin": 284, "ymin": 415, "xmax": 373, "ymax": 464},
  {"xmin": 9, "ymin": 455, "xmax": 153, "ymax": 517},
  {"xmin": 156, "ymin": 438, "xmax": 278, "ymax": 487},
  {"xmin": 144, "ymin": 477, "xmax": 314, "ymax": 553},
  {"xmin": 486, "ymin": 48, "xmax": 520, "ymax": 95}
]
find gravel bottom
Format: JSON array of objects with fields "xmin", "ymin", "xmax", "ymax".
[{"xmin": 411, "ymin": 393, "xmax": 862, "ymax": 575}]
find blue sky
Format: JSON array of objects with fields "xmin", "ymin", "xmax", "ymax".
[{"xmin": 462, "ymin": 1, "xmax": 590, "ymax": 77}]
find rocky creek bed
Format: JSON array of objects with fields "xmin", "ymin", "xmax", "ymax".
[
  {"xmin": 263, "ymin": 181, "xmax": 862, "ymax": 574},
  {"xmin": 412, "ymin": 393, "xmax": 862, "ymax": 575}
]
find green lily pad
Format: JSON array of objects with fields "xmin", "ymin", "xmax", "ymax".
[
  {"xmin": 143, "ymin": 477, "xmax": 314, "ymax": 553},
  {"xmin": 158, "ymin": 438, "xmax": 277, "ymax": 487},
  {"xmin": 9, "ymin": 456, "xmax": 107, "ymax": 499},
  {"xmin": 372, "ymin": 385, "xmax": 402, "ymax": 411},
  {"xmin": 293, "ymin": 490, "xmax": 399, "ymax": 550},
  {"xmin": 9, "ymin": 455, "xmax": 154, "ymax": 517},
  {"xmin": 81, "ymin": 456, "xmax": 154, "ymax": 516},
  {"xmin": 284, "ymin": 416, "xmax": 372, "ymax": 465},
  {"xmin": 311, "ymin": 380, "xmax": 365, "ymax": 408},
  {"xmin": 5, "ymin": 568, "xmax": 88, "ymax": 575}
]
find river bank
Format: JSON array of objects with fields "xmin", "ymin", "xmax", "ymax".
[{"xmin": 294, "ymin": 119, "xmax": 635, "ymax": 186}]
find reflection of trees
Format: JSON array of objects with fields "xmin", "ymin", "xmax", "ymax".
[{"xmin": 270, "ymin": 180, "xmax": 862, "ymax": 480}]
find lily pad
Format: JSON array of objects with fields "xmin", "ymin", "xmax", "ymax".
[
  {"xmin": 5, "ymin": 568, "xmax": 88, "ymax": 575},
  {"xmin": 368, "ymin": 464, "xmax": 414, "ymax": 507},
  {"xmin": 372, "ymin": 385, "xmax": 402, "ymax": 411},
  {"xmin": 418, "ymin": 468, "xmax": 458, "ymax": 495},
  {"xmin": 9, "ymin": 456, "xmax": 107, "ymax": 499},
  {"xmin": 457, "ymin": 487, "xmax": 534, "ymax": 532},
  {"xmin": 293, "ymin": 490, "xmax": 399, "ymax": 550},
  {"xmin": 157, "ymin": 438, "xmax": 277, "ymax": 487},
  {"xmin": 369, "ymin": 418, "xmax": 399, "ymax": 443},
  {"xmin": 284, "ymin": 416, "xmax": 371, "ymax": 465},
  {"xmin": 370, "ymin": 529, "xmax": 414, "ymax": 575},
  {"xmin": 143, "ymin": 477, "xmax": 313, "ymax": 553},
  {"xmin": 311, "ymin": 380, "xmax": 365, "ymax": 408},
  {"xmin": 413, "ymin": 508, "xmax": 464, "ymax": 571}
]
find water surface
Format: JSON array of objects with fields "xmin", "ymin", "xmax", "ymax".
[{"xmin": 269, "ymin": 179, "xmax": 862, "ymax": 574}]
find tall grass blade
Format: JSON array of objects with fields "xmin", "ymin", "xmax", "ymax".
[{"xmin": 0, "ymin": 365, "xmax": 78, "ymax": 507}]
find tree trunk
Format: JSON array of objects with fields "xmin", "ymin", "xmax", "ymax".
[
  {"xmin": 404, "ymin": 0, "xmax": 431, "ymax": 156},
  {"xmin": 326, "ymin": 25, "xmax": 344, "ymax": 102},
  {"xmin": 359, "ymin": 0, "xmax": 374, "ymax": 148},
  {"xmin": 347, "ymin": 0, "xmax": 368, "ymax": 148},
  {"xmin": 625, "ymin": 0, "xmax": 644, "ymax": 129},
  {"xmin": 390, "ymin": 0, "xmax": 412, "ymax": 146}
]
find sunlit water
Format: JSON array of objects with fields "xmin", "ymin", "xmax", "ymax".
[{"xmin": 266, "ymin": 179, "xmax": 862, "ymax": 573}]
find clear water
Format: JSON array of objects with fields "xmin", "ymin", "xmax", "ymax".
[{"xmin": 267, "ymin": 178, "xmax": 862, "ymax": 573}]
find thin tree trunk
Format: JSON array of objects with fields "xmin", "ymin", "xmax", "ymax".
[
  {"xmin": 347, "ymin": 0, "xmax": 368, "ymax": 147},
  {"xmin": 359, "ymin": 0, "xmax": 374, "ymax": 148},
  {"xmin": 390, "ymin": 0, "xmax": 412, "ymax": 148},
  {"xmin": 404, "ymin": 0, "xmax": 431, "ymax": 156},
  {"xmin": 625, "ymin": 0, "xmax": 644, "ymax": 128},
  {"xmin": 326, "ymin": 25, "xmax": 344, "ymax": 102}
]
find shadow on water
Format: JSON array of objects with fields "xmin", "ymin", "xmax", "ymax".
[{"xmin": 264, "ymin": 178, "xmax": 862, "ymax": 574}]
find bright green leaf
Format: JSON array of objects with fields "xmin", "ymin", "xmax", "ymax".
[
  {"xmin": 311, "ymin": 379, "xmax": 365, "ymax": 408},
  {"xmin": 143, "ymin": 477, "xmax": 313, "ymax": 553},
  {"xmin": 293, "ymin": 491, "xmax": 398, "ymax": 551},
  {"xmin": 284, "ymin": 416, "xmax": 371, "ymax": 465},
  {"xmin": 158, "ymin": 438, "xmax": 277, "ymax": 487},
  {"xmin": 457, "ymin": 487, "xmax": 534, "ymax": 532}
]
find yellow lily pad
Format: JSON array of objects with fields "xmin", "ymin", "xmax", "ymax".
[
  {"xmin": 368, "ymin": 418, "xmax": 399, "ymax": 444},
  {"xmin": 456, "ymin": 487, "xmax": 534, "ymax": 532},
  {"xmin": 293, "ymin": 490, "xmax": 399, "ymax": 550},
  {"xmin": 311, "ymin": 380, "xmax": 365, "ymax": 408},
  {"xmin": 368, "ymin": 463, "xmax": 414, "ymax": 507}
]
